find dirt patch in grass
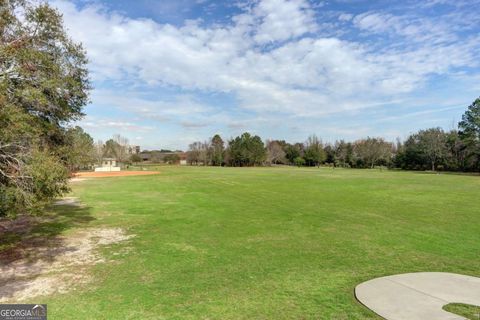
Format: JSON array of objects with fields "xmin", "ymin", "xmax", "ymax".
[
  {"xmin": 0, "ymin": 227, "xmax": 134, "ymax": 302},
  {"xmin": 74, "ymin": 171, "xmax": 160, "ymax": 178},
  {"xmin": 0, "ymin": 215, "xmax": 37, "ymax": 235},
  {"xmin": 0, "ymin": 198, "xmax": 134, "ymax": 303}
]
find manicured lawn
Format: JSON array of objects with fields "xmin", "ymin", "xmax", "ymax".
[{"xmin": 42, "ymin": 167, "xmax": 480, "ymax": 319}]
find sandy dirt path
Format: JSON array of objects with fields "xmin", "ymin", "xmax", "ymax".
[{"xmin": 74, "ymin": 171, "xmax": 160, "ymax": 178}]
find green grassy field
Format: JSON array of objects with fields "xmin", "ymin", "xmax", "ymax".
[{"xmin": 41, "ymin": 167, "xmax": 480, "ymax": 319}]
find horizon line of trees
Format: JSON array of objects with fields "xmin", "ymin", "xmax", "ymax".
[{"xmin": 186, "ymin": 97, "xmax": 480, "ymax": 172}]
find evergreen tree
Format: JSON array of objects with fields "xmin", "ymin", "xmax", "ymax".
[
  {"xmin": 210, "ymin": 134, "xmax": 225, "ymax": 166},
  {"xmin": 0, "ymin": 0, "xmax": 90, "ymax": 216},
  {"xmin": 459, "ymin": 97, "xmax": 480, "ymax": 171}
]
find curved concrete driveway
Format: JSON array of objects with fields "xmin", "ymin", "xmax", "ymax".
[{"xmin": 355, "ymin": 272, "xmax": 480, "ymax": 320}]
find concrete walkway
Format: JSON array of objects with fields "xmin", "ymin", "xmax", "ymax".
[{"xmin": 355, "ymin": 272, "xmax": 480, "ymax": 320}]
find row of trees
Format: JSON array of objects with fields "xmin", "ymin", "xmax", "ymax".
[
  {"xmin": 395, "ymin": 99, "xmax": 479, "ymax": 171},
  {"xmin": 187, "ymin": 134, "xmax": 393, "ymax": 168},
  {"xmin": 187, "ymin": 133, "xmax": 267, "ymax": 167},
  {"xmin": 186, "ymin": 134, "xmax": 227, "ymax": 165},
  {"xmin": 186, "ymin": 98, "xmax": 480, "ymax": 172}
]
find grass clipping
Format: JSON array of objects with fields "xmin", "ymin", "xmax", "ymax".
[{"xmin": 0, "ymin": 227, "xmax": 134, "ymax": 302}]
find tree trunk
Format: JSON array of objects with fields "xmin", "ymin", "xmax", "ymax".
[{"xmin": 431, "ymin": 161, "xmax": 435, "ymax": 171}]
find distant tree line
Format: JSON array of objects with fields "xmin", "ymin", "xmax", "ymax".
[
  {"xmin": 186, "ymin": 98, "xmax": 480, "ymax": 172},
  {"xmin": 138, "ymin": 150, "xmax": 184, "ymax": 164}
]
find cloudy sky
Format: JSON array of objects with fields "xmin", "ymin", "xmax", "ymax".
[{"xmin": 50, "ymin": 0, "xmax": 480, "ymax": 150}]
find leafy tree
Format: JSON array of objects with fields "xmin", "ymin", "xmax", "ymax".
[
  {"xmin": 62, "ymin": 126, "xmax": 95, "ymax": 171},
  {"xmin": 103, "ymin": 139, "xmax": 121, "ymax": 159},
  {"xmin": 416, "ymin": 128, "xmax": 447, "ymax": 171},
  {"xmin": 303, "ymin": 135, "xmax": 325, "ymax": 167},
  {"xmin": 354, "ymin": 137, "xmax": 392, "ymax": 169},
  {"xmin": 130, "ymin": 154, "xmax": 142, "ymax": 164},
  {"xmin": 226, "ymin": 132, "xmax": 266, "ymax": 166},
  {"xmin": 395, "ymin": 129, "xmax": 450, "ymax": 171},
  {"xmin": 334, "ymin": 140, "xmax": 353, "ymax": 167},
  {"xmin": 393, "ymin": 138, "xmax": 408, "ymax": 169},
  {"xmin": 0, "ymin": 0, "xmax": 90, "ymax": 216},
  {"xmin": 209, "ymin": 134, "xmax": 224, "ymax": 166},
  {"xmin": 406, "ymin": 137, "xmax": 423, "ymax": 169},
  {"xmin": 293, "ymin": 156, "xmax": 305, "ymax": 167},
  {"xmin": 284, "ymin": 143, "xmax": 303, "ymax": 165},
  {"xmin": 102, "ymin": 135, "xmax": 130, "ymax": 164},
  {"xmin": 324, "ymin": 144, "xmax": 335, "ymax": 165},
  {"xmin": 459, "ymin": 98, "xmax": 480, "ymax": 141},
  {"xmin": 459, "ymin": 97, "xmax": 480, "ymax": 171},
  {"xmin": 445, "ymin": 130, "xmax": 468, "ymax": 171}
]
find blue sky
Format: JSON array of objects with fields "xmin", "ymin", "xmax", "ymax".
[{"xmin": 50, "ymin": 0, "xmax": 480, "ymax": 150}]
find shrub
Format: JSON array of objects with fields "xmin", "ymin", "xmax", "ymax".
[{"xmin": 294, "ymin": 157, "xmax": 305, "ymax": 167}]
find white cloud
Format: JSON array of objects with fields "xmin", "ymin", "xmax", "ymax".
[
  {"xmin": 81, "ymin": 117, "xmax": 154, "ymax": 133},
  {"xmin": 252, "ymin": 0, "xmax": 317, "ymax": 44},
  {"xmin": 91, "ymin": 89, "xmax": 215, "ymax": 121},
  {"xmin": 352, "ymin": 11, "xmax": 465, "ymax": 44},
  {"xmin": 51, "ymin": 0, "xmax": 480, "ymax": 123},
  {"xmin": 338, "ymin": 13, "xmax": 353, "ymax": 22}
]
